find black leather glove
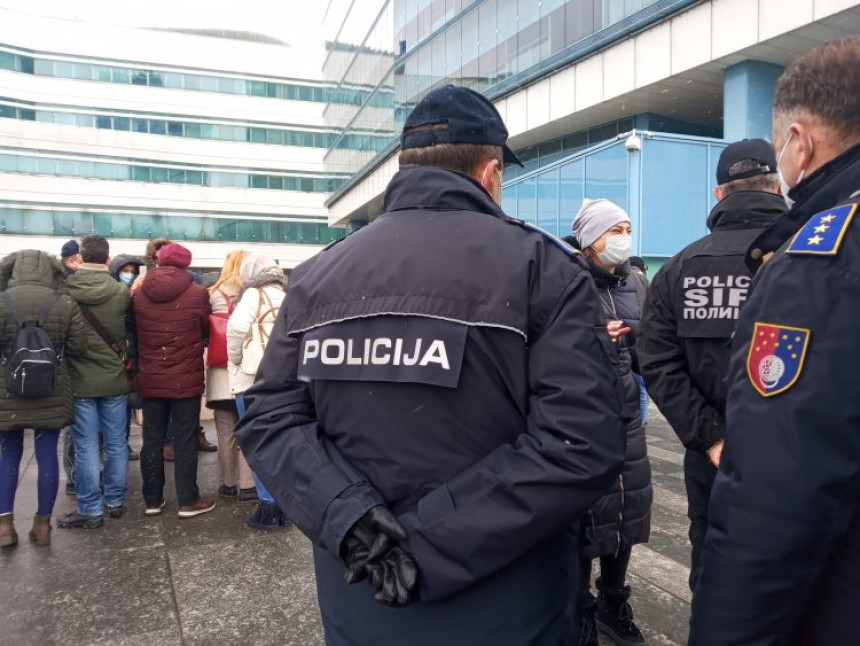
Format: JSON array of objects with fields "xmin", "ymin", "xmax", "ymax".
[
  {"xmin": 340, "ymin": 505, "xmax": 419, "ymax": 607},
  {"xmin": 363, "ymin": 544, "xmax": 418, "ymax": 607}
]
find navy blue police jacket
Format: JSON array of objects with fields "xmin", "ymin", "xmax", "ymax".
[
  {"xmin": 689, "ymin": 142, "xmax": 860, "ymax": 646},
  {"xmin": 235, "ymin": 164, "xmax": 626, "ymax": 646},
  {"xmin": 638, "ymin": 191, "xmax": 785, "ymax": 453}
]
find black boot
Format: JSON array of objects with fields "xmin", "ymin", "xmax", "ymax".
[
  {"xmin": 595, "ymin": 578, "xmax": 644, "ymax": 646},
  {"xmin": 578, "ymin": 592, "xmax": 599, "ymax": 646}
]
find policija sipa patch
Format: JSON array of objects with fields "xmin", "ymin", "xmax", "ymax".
[{"xmin": 746, "ymin": 323, "xmax": 811, "ymax": 397}]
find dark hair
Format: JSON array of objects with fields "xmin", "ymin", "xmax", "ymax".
[
  {"xmin": 145, "ymin": 238, "xmax": 171, "ymax": 269},
  {"xmin": 774, "ymin": 36, "xmax": 860, "ymax": 139},
  {"xmin": 80, "ymin": 234, "xmax": 110, "ymax": 264},
  {"xmin": 719, "ymin": 160, "xmax": 779, "ymax": 196},
  {"xmin": 629, "ymin": 256, "xmax": 647, "ymax": 271},
  {"xmin": 399, "ymin": 124, "xmax": 503, "ymax": 175}
]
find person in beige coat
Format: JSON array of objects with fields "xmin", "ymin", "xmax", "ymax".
[
  {"xmin": 206, "ymin": 250, "xmax": 257, "ymax": 505},
  {"xmin": 227, "ymin": 252, "xmax": 286, "ymax": 530}
]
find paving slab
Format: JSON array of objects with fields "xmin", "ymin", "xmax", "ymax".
[{"xmin": 1, "ymin": 409, "xmax": 693, "ymax": 646}]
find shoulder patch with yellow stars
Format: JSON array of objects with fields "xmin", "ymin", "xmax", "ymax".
[{"xmin": 786, "ymin": 202, "xmax": 857, "ymax": 256}]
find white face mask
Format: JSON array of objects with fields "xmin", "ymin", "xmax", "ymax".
[
  {"xmin": 776, "ymin": 132, "xmax": 807, "ymax": 210},
  {"xmin": 597, "ymin": 234, "xmax": 633, "ymax": 267},
  {"xmin": 119, "ymin": 272, "xmax": 136, "ymax": 286}
]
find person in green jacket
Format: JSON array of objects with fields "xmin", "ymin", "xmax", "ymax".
[{"xmin": 57, "ymin": 235, "xmax": 133, "ymax": 529}]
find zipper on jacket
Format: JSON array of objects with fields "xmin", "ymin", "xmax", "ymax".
[
  {"xmin": 615, "ymin": 473, "xmax": 625, "ymax": 557},
  {"xmin": 607, "ymin": 289, "xmax": 619, "ymax": 319}
]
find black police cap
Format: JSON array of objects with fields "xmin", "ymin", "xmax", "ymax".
[
  {"xmin": 716, "ymin": 138, "xmax": 778, "ymax": 185},
  {"xmin": 401, "ymin": 85, "xmax": 524, "ymax": 167}
]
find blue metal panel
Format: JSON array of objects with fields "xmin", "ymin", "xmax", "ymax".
[
  {"xmin": 558, "ymin": 157, "xmax": 584, "ymax": 237},
  {"xmin": 537, "ymin": 167, "xmax": 560, "ymax": 234},
  {"xmin": 627, "ymin": 139, "xmax": 642, "ymax": 256},
  {"xmin": 723, "ymin": 61, "xmax": 783, "ymax": 142},
  {"xmin": 584, "ymin": 143, "xmax": 628, "ymax": 211},
  {"xmin": 640, "ymin": 138, "xmax": 709, "ymax": 256}
]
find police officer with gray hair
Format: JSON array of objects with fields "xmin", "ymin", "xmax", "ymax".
[
  {"xmin": 690, "ymin": 36, "xmax": 860, "ymax": 645},
  {"xmin": 235, "ymin": 84, "xmax": 625, "ymax": 646},
  {"xmin": 637, "ymin": 138, "xmax": 785, "ymax": 595}
]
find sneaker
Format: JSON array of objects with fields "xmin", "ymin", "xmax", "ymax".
[
  {"xmin": 144, "ymin": 500, "xmax": 166, "ymax": 516},
  {"xmin": 56, "ymin": 512, "xmax": 103, "ymax": 529},
  {"xmin": 246, "ymin": 502, "xmax": 283, "ymax": 531},
  {"xmin": 595, "ymin": 583, "xmax": 644, "ymax": 646},
  {"xmin": 65, "ymin": 482, "xmax": 76, "ymax": 496},
  {"xmin": 127, "ymin": 445, "xmax": 139, "ymax": 461},
  {"xmin": 178, "ymin": 498, "xmax": 216, "ymax": 518},
  {"xmin": 217, "ymin": 484, "xmax": 238, "ymax": 500},
  {"xmin": 236, "ymin": 487, "xmax": 259, "ymax": 506},
  {"xmin": 104, "ymin": 504, "xmax": 126, "ymax": 519}
]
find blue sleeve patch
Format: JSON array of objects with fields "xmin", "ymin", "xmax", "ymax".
[
  {"xmin": 520, "ymin": 221, "xmax": 581, "ymax": 256},
  {"xmin": 786, "ymin": 203, "xmax": 857, "ymax": 256}
]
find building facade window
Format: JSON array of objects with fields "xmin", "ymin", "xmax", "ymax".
[
  {"xmin": 0, "ymin": 45, "xmax": 393, "ymax": 107},
  {"xmin": 0, "ymin": 150, "xmax": 350, "ymax": 193},
  {"xmin": 0, "ymin": 99, "xmax": 390, "ymax": 151},
  {"xmin": 324, "ymin": 0, "xmax": 690, "ymax": 182},
  {"xmin": 0, "ymin": 206, "xmax": 346, "ymax": 244}
]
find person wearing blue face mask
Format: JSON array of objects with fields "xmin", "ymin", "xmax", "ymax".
[
  {"xmin": 108, "ymin": 254, "xmax": 144, "ymax": 461},
  {"xmin": 566, "ymin": 198, "xmax": 652, "ymax": 646},
  {"xmin": 109, "ymin": 255, "xmax": 144, "ymax": 288}
]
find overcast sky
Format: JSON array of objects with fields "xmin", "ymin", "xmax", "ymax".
[{"xmin": 0, "ymin": 0, "xmax": 325, "ymax": 47}]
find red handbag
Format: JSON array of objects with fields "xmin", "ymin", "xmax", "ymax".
[{"xmin": 206, "ymin": 290, "xmax": 234, "ymax": 368}]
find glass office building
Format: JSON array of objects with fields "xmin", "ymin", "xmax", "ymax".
[
  {"xmin": 323, "ymin": 0, "xmax": 859, "ymax": 269},
  {"xmin": 0, "ymin": 8, "xmax": 354, "ymax": 267}
]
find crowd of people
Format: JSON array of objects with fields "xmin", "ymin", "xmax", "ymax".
[
  {"xmin": 0, "ymin": 34, "xmax": 857, "ymax": 646},
  {"xmin": 0, "ymin": 236, "xmax": 291, "ymax": 545}
]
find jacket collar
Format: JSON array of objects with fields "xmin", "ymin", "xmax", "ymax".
[
  {"xmin": 747, "ymin": 142, "xmax": 860, "ymax": 270},
  {"xmin": 77, "ymin": 263, "xmax": 109, "ymax": 273},
  {"xmin": 706, "ymin": 191, "xmax": 786, "ymax": 231},
  {"xmin": 382, "ymin": 165, "xmax": 507, "ymax": 220}
]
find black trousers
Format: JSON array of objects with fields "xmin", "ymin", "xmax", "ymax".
[
  {"xmin": 580, "ymin": 546, "xmax": 633, "ymax": 599},
  {"xmin": 140, "ymin": 397, "xmax": 201, "ymax": 507},
  {"xmin": 684, "ymin": 449, "xmax": 717, "ymax": 593}
]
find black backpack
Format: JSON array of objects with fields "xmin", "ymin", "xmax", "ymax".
[{"xmin": 0, "ymin": 292, "xmax": 61, "ymax": 398}]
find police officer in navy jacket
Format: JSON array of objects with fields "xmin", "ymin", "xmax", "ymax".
[
  {"xmin": 690, "ymin": 36, "xmax": 860, "ymax": 646},
  {"xmin": 235, "ymin": 85, "xmax": 625, "ymax": 646},
  {"xmin": 638, "ymin": 139, "xmax": 785, "ymax": 593}
]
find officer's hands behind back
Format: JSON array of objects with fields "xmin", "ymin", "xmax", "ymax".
[{"xmin": 340, "ymin": 505, "xmax": 419, "ymax": 607}]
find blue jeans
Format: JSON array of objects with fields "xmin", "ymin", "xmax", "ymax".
[
  {"xmin": 634, "ymin": 373, "xmax": 648, "ymax": 426},
  {"xmin": 235, "ymin": 393, "xmax": 274, "ymax": 504},
  {"xmin": 72, "ymin": 395, "xmax": 129, "ymax": 515},
  {"xmin": 62, "ymin": 426, "xmax": 75, "ymax": 485}
]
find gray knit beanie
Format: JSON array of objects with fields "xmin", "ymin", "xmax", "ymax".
[{"xmin": 571, "ymin": 198, "xmax": 631, "ymax": 250}]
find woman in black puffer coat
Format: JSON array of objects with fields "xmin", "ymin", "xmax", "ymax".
[{"xmin": 567, "ymin": 198, "xmax": 653, "ymax": 646}]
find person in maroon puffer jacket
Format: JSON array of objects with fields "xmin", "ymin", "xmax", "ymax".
[{"xmin": 133, "ymin": 243, "xmax": 214, "ymax": 518}]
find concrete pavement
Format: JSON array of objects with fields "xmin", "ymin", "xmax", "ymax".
[{"xmin": 0, "ymin": 403, "xmax": 693, "ymax": 646}]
